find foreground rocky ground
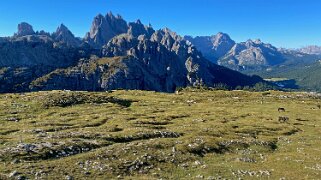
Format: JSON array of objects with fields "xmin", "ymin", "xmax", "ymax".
[{"xmin": 0, "ymin": 89, "xmax": 320, "ymax": 179}]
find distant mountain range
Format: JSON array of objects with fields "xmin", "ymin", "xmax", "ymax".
[
  {"xmin": 184, "ymin": 34, "xmax": 321, "ymax": 71},
  {"xmin": 298, "ymin": 45, "xmax": 321, "ymax": 55},
  {"xmin": 0, "ymin": 12, "xmax": 266, "ymax": 93},
  {"xmin": 184, "ymin": 33, "xmax": 321, "ymax": 92}
]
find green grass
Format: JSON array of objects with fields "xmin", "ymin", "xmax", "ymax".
[
  {"xmin": 247, "ymin": 61, "xmax": 321, "ymax": 92},
  {"xmin": 0, "ymin": 89, "xmax": 320, "ymax": 179}
]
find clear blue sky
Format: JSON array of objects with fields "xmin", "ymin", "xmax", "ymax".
[{"xmin": 0, "ymin": 0, "xmax": 321, "ymax": 48}]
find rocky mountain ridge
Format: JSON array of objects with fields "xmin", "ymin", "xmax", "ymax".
[
  {"xmin": 298, "ymin": 45, "xmax": 321, "ymax": 55},
  {"xmin": 185, "ymin": 34, "xmax": 320, "ymax": 71},
  {"xmin": 0, "ymin": 12, "xmax": 268, "ymax": 93}
]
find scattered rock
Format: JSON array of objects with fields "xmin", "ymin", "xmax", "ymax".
[{"xmin": 9, "ymin": 170, "xmax": 19, "ymax": 178}]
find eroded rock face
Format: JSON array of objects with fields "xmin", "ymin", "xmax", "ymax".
[
  {"xmin": 184, "ymin": 33, "xmax": 235, "ymax": 63},
  {"xmin": 185, "ymin": 33, "xmax": 311, "ymax": 71},
  {"xmin": 102, "ymin": 28, "xmax": 217, "ymax": 88},
  {"xmin": 16, "ymin": 22, "xmax": 35, "ymax": 37},
  {"xmin": 84, "ymin": 12, "xmax": 128, "ymax": 48},
  {"xmin": 212, "ymin": 32, "xmax": 236, "ymax": 57},
  {"xmin": 0, "ymin": 40, "xmax": 81, "ymax": 67},
  {"xmin": 1, "ymin": 12, "xmax": 265, "ymax": 93},
  {"xmin": 218, "ymin": 39, "xmax": 285, "ymax": 70},
  {"xmin": 128, "ymin": 20, "xmax": 155, "ymax": 38},
  {"xmin": 0, "ymin": 21, "xmax": 98, "ymax": 68},
  {"xmin": 0, "ymin": 66, "xmax": 56, "ymax": 93},
  {"xmin": 298, "ymin": 45, "xmax": 321, "ymax": 55},
  {"xmin": 52, "ymin": 24, "xmax": 81, "ymax": 47}
]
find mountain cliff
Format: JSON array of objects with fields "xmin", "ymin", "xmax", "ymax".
[
  {"xmin": 52, "ymin": 24, "xmax": 81, "ymax": 47},
  {"xmin": 186, "ymin": 34, "xmax": 320, "ymax": 71},
  {"xmin": 84, "ymin": 12, "xmax": 128, "ymax": 48},
  {"xmin": 0, "ymin": 12, "xmax": 267, "ymax": 93},
  {"xmin": 218, "ymin": 39, "xmax": 285, "ymax": 70},
  {"xmin": 184, "ymin": 33, "xmax": 235, "ymax": 63},
  {"xmin": 298, "ymin": 46, "xmax": 321, "ymax": 55},
  {"xmin": 31, "ymin": 27, "xmax": 263, "ymax": 92}
]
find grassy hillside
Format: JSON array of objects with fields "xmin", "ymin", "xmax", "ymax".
[
  {"xmin": 0, "ymin": 89, "xmax": 321, "ymax": 179},
  {"xmin": 246, "ymin": 61, "xmax": 321, "ymax": 92}
]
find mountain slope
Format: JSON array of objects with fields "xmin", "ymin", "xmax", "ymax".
[
  {"xmin": 218, "ymin": 39, "xmax": 285, "ymax": 70},
  {"xmin": 248, "ymin": 61, "xmax": 321, "ymax": 92},
  {"xmin": 185, "ymin": 33, "xmax": 320, "ymax": 71},
  {"xmin": 1, "ymin": 13, "xmax": 267, "ymax": 93},
  {"xmin": 31, "ymin": 29, "xmax": 264, "ymax": 92},
  {"xmin": 84, "ymin": 12, "xmax": 128, "ymax": 48},
  {"xmin": 298, "ymin": 45, "xmax": 321, "ymax": 55},
  {"xmin": 184, "ymin": 33, "xmax": 235, "ymax": 63}
]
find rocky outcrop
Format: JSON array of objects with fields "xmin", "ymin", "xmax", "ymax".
[
  {"xmin": 0, "ymin": 21, "xmax": 97, "ymax": 68},
  {"xmin": 212, "ymin": 33, "xmax": 236, "ymax": 57},
  {"xmin": 30, "ymin": 26, "xmax": 264, "ymax": 92},
  {"xmin": 30, "ymin": 56, "xmax": 186, "ymax": 92},
  {"xmin": 0, "ymin": 39, "xmax": 82, "ymax": 67},
  {"xmin": 186, "ymin": 33, "xmax": 285, "ymax": 70},
  {"xmin": 185, "ymin": 33, "xmax": 320, "ymax": 71},
  {"xmin": 1, "ymin": 13, "xmax": 266, "ymax": 93},
  {"xmin": 184, "ymin": 33, "xmax": 235, "ymax": 63},
  {"xmin": 128, "ymin": 20, "xmax": 155, "ymax": 38},
  {"xmin": 15, "ymin": 22, "xmax": 35, "ymax": 37},
  {"xmin": 0, "ymin": 66, "xmax": 55, "ymax": 93},
  {"xmin": 84, "ymin": 12, "xmax": 128, "ymax": 48},
  {"xmin": 52, "ymin": 24, "xmax": 81, "ymax": 47},
  {"xmin": 298, "ymin": 46, "xmax": 321, "ymax": 55},
  {"xmin": 218, "ymin": 39, "xmax": 285, "ymax": 70},
  {"xmin": 102, "ymin": 28, "xmax": 217, "ymax": 87}
]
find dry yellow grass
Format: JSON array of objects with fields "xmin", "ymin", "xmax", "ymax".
[{"xmin": 0, "ymin": 89, "xmax": 320, "ymax": 179}]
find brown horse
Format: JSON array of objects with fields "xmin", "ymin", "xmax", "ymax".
[
  {"xmin": 278, "ymin": 108, "xmax": 286, "ymax": 112},
  {"xmin": 279, "ymin": 116, "xmax": 289, "ymax": 123}
]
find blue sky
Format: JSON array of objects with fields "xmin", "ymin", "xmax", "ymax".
[{"xmin": 0, "ymin": 0, "xmax": 321, "ymax": 48}]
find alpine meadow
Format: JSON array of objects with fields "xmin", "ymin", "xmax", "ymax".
[{"xmin": 0, "ymin": 0, "xmax": 321, "ymax": 179}]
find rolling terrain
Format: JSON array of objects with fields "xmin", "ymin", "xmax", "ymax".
[{"xmin": 0, "ymin": 89, "xmax": 320, "ymax": 179}]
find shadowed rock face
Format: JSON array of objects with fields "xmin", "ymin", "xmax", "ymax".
[
  {"xmin": 102, "ymin": 28, "xmax": 217, "ymax": 87},
  {"xmin": 16, "ymin": 22, "xmax": 35, "ymax": 37},
  {"xmin": 128, "ymin": 20, "xmax": 155, "ymax": 38},
  {"xmin": 52, "ymin": 24, "xmax": 81, "ymax": 47},
  {"xmin": 84, "ymin": 12, "xmax": 128, "ymax": 48},
  {"xmin": 218, "ymin": 39, "xmax": 285, "ymax": 70},
  {"xmin": 0, "ymin": 12, "xmax": 265, "ymax": 93},
  {"xmin": 30, "ymin": 27, "xmax": 263, "ymax": 92},
  {"xmin": 0, "ymin": 21, "xmax": 97, "ymax": 69},
  {"xmin": 212, "ymin": 33, "xmax": 236, "ymax": 57},
  {"xmin": 184, "ymin": 33, "xmax": 235, "ymax": 63},
  {"xmin": 0, "ymin": 40, "xmax": 80, "ymax": 67}
]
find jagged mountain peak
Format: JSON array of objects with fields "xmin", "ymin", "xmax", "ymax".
[
  {"xmin": 53, "ymin": 23, "xmax": 80, "ymax": 47},
  {"xmin": 127, "ymin": 19, "xmax": 155, "ymax": 38},
  {"xmin": 135, "ymin": 19, "xmax": 142, "ymax": 24},
  {"xmin": 84, "ymin": 12, "xmax": 128, "ymax": 48},
  {"xmin": 0, "ymin": 12, "xmax": 267, "ymax": 93},
  {"xmin": 107, "ymin": 11, "xmax": 113, "ymax": 16},
  {"xmin": 15, "ymin": 22, "xmax": 35, "ymax": 37},
  {"xmin": 106, "ymin": 11, "xmax": 124, "ymax": 21},
  {"xmin": 212, "ymin": 32, "xmax": 232, "ymax": 39},
  {"xmin": 56, "ymin": 23, "xmax": 69, "ymax": 32},
  {"xmin": 298, "ymin": 45, "xmax": 321, "ymax": 55},
  {"xmin": 184, "ymin": 32, "xmax": 235, "ymax": 63},
  {"xmin": 245, "ymin": 39, "xmax": 263, "ymax": 45}
]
